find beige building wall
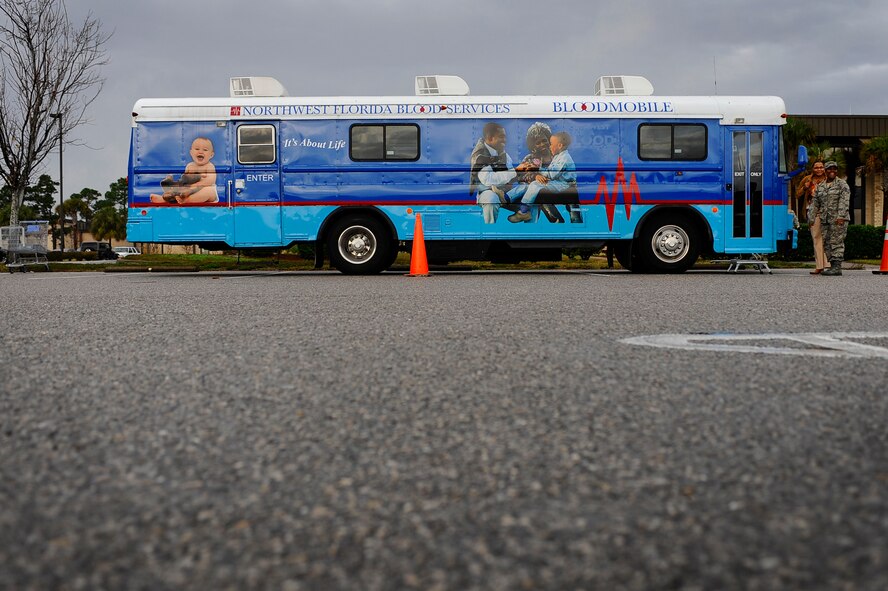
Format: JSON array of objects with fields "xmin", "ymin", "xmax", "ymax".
[{"xmin": 36, "ymin": 223, "xmax": 218, "ymax": 253}]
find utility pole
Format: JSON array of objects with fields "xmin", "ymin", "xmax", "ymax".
[{"xmin": 49, "ymin": 113, "xmax": 64, "ymax": 251}]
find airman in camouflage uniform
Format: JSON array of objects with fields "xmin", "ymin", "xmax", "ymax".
[{"xmin": 812, "ymin": 161, "xmax": 850, "ymax": 276}]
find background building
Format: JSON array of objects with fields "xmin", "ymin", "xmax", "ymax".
[{"xmin": 791, "ymin": 115, "xmax": 888, "ymax": 226}]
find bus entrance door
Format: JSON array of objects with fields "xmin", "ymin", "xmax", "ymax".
[
  {"xmin": 725, "ymin": 129, "xmax": 771, "ymax": 253},
  {"xmin": 232, "ymin": 123, "xmax": 282, "ymax": 247}
]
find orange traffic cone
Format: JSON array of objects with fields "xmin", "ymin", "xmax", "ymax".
[
  {"xmin": 874, "ymin": 226, "xmax": 888, "ymax": 275},
  {"xmin": 407, "ymin": 213, "xmax": 429, "ymax": 277}
]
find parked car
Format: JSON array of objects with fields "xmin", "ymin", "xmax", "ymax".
[
  {"xmin": 112, "ymin": 246, "xmax": 141, "ymax": 258},
  {"xmin": 77, "ymin": 242, "xmax": 118, "ymax": 260}
]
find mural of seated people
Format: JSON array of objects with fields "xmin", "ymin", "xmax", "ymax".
[
  {"xmin": 514, "ymin": 122, "xmax": 557, "ymax": 222},
  {"xmin": 469, "ymin": 122, "xmax": 517, "ymax": 224},
  {"xmin": 506, "ymin": 129, "xmax": 582, "ymax": 223}
]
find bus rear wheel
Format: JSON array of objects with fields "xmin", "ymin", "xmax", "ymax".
[
  {"xmin": 327, "ymin": 216, "xmax": 393, "ymax": 275},
  {"xmin": 638, "ymin": 214, "xmax": 699, "ymax": 273},
  {"xmin": 611, "ymin": 241, "xmax": 635, "ymax": 271}
]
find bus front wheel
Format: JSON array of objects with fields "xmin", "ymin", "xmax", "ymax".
[
  {"xmin": 638, "ymin": 214, "xmax": 699, "ymax": 273},
  {"xmin": 327, "ymin": 216, "xmax": 393, "ymax": 275}
]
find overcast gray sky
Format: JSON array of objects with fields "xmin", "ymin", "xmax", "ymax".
[{"xmin": 51, "ymin": 0, "xmax": 888, "ymax": 196}]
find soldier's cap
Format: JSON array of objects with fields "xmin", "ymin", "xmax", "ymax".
[{"xmin": 825, "ymin": 161, "xmax": 838, "ymax": 169}]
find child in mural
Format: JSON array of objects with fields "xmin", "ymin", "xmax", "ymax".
[
  {"xmin": 469, "ymin": 122, "xmax": 517, "ymax": 224},
  {"xmin": 150, "ymin": 137, "xmax": 219, "ymax": 204},
  {"xmin": 506, "ymin": 131, "xmax": 577, "ymax": 223},
  {"xmin": 512, "ymin": 122, "xmax": 564, "ymax": 223}
]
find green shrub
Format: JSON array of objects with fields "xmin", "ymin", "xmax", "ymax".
[
  {"xmin": 777, "ymin": 224, "xmax": 884, "ymax": 261},
  {"xmin": 844, "ymin": 225, "xmax": 885, "ymax": 259},
  {"xmin": 296, "ymin": 244, "xmax": 316, "ymax": 260},
  {"xmin": 46, "ymin": 251, "xmax": 97, "ymax": 262},
  {"xmin": 792, "ymin": 225, "xmax": 814, "ymax": 261},
  {"xmin": 563, "ymin": 247, "xmax": 602, "ymax": 260}
]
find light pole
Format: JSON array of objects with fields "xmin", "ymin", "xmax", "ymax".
[{"xmin": 50, "ymin": 112, "xmax": 64, "ymax": 251}]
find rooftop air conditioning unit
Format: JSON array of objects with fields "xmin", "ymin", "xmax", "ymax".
[
  {"xmin": 593, "ymin": 75, "xmax": 654, "ymax": 96},
  {"xmin": 415, "ymin": 75, "xmax": 470, "ymax": 96},
  {"xmin": 230, "ymin": 77, "xmax": 288, "ymax": 97}
]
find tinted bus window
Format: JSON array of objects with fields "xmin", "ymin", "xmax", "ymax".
[
  {"xmin": 386, "ymin": 125, "xmax": 419, "ymax": 160},
  {"xmin": 778, "ymin": 128, "xmax": 788, "ymax": 174},
  {"xmin": 238, "ymin": 125, "xmax": 276, "ymax": 164},
  {"xmin": 351, "ymin": 124, "xmax": 419, "ymax": 161},
  {"xmin": 639, "ymin": 125, "xmax": 671, "ymax": 159},
  {"xmin": 639, "ymin": 124, "xmax": 707, "ymax": 160},
  {"xmin": 350, "ymin": 125, "xmax": 385, "ymax": 160},
  {"xmin": 674, "ymin": 125, "xmax": 706, "ymax": 159}
]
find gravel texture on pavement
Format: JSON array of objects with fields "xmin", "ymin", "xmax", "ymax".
[{"xmin": 1, "ymin": 270, "xmax": 886, "ymax": 590}]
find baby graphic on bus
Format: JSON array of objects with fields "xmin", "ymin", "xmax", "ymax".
[{"xmin": 150, "ymin": 137, "xmax": 219, "ymax": 204}]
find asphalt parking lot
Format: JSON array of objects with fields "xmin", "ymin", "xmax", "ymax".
[{"xmin": 1, "ymin": 269, "xmax": 886, "ymax": 590}]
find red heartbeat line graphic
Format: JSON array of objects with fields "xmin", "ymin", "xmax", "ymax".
[{"xmin": 590, "ymin": 158, "xmax": 647, "ymax": 231}]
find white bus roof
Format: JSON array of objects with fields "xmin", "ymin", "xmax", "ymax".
[{"xmin": 132, "ymin": 95, "xmax": 787, "ymax": 126}]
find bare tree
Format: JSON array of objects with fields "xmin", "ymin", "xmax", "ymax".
[{"xmin": 0, "ymin": 0, "xmax": 109, "ymax": 225}]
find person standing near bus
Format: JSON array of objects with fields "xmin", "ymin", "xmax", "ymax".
[
  {"xmin": 802, "ymin": 161, "xmax": 828, "ymax": 274},
  {"xmin": 470, "ymin": 122, "xmax": 516, "ymax": 224},
  {"xmin": 813, "ymin": 161, "xmax": 850, "ymax": 276}
]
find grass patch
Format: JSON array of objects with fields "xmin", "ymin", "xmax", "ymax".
[
  {"xmin": 2, "ymin": 252, "xmax": 881, "ymax": 274},
  {"xmin": 115, "ymin": 253, "xmax": 318, "ymax": 272}
]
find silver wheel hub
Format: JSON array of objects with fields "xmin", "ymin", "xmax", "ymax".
[
  {"xmin": 652, "ymin": 225, "xmax": 689, "ymax": 263},
  {"xmin": 349, "ymin": 236, "xmax": 367, "ymax": 253},
  {"xmin": 339, "ymin": 226, "xmax": 376, "ymax": 264}
]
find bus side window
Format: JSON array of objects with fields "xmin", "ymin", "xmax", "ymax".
[
  {"xmin": 639, "ymin": 123, "xmax": 707, "ymax": 161},
  {"xmin": 639, "ymin": 125, "xmax": 671, "ymax": 159},
  {"xmin": 674, "ymin": 125, "xmax": 706, "ymax": 159},
  {"xmin": 350, "ymin": 124, "xmax": 420, "ymax": 162},
  {"xmin": 350, "ymin": 125, "xmax": 385, "ymax": 160},
  {"xmin": 386, "ymin": 126, "xmax": 419, "ymax": 160},
  {"xmin": 238, "ymin": 125, "xmax": 276, "ymax": 164}
]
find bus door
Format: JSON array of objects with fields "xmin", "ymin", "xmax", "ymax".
[
  {"xmin": 724, "ymin": 128, "xmax": 771, "ymax": 252},
  {"xmin": 231, "ymin": 122, "xmax": 282, "ymax": 247}
]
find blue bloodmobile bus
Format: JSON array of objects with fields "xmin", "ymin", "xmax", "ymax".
[{"xmin": 127, "ymin": 75, "xmax": 803, "ymax": 273}]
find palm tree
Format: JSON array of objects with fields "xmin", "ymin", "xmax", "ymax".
[
  {"xmin": 91, "ymin": 205, "xmax": 126, "ymax": 244},
  {"xmin": 59, "ymin": 196, "xmax": 92, "ymax": 249},
  {"xmin": 807, "ymin": 142, "xmax": 845, "ymax": 169},
  {"xmin": 784, "ymin": 117, "xmax": 817, "ymax": 169},
  {"xmin": 860, "ymin": 135, "xmax": 888, "ymax": 225},
  {"xmin": 783, "ymin": 118, "xmax": 821, "ymax": 214},
  {"xmin": 860, "ymin": 135, "xmax": 888, "ymax": 172}
]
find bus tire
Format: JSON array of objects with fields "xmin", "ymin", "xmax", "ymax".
[
  {"xmin": 638, "ymin": 213, "xmax": 699, "ymax": 273},
  {"xmin": 384, "ymin": 245, "xmax": 400, "ymax": 270},
  {"xmin": 611, "ymin": 241, "xmax": 634, "ymax": 271},
  {"xmin": 327, "ymin": 216, "xmax": 393, "ymax": 275}
]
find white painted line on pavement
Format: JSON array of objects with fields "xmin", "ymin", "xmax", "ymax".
[{"xmin": 620, "ymin": 332, "xmax": 888, "ymax": 358}]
